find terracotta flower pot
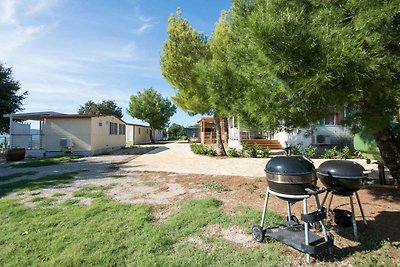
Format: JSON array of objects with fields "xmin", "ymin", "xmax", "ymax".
[{"xmin": 5, "ymin": 148, "xmax": 26, "ymax": 161}]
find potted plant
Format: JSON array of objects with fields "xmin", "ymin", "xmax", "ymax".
[{"xmin": 4, "ymin": 148, "xmax": 26, "ymax": 161}]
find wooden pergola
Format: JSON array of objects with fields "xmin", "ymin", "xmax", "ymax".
[{"xmin": 198, "ymin": 117, "xmax": 225, "ymax": 144}]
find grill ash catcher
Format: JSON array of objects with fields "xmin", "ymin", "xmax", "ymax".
[{"xmin": 252, "ymin": 156, "xmax": 333, "ymax": 264}]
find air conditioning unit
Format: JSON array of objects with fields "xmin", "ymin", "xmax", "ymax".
[
  {"xmin": 315, "ymin": 135, "xmax": 331, "ymax": 145},
  {"xmin": 60, "ymin": 138, "xmax": 73, "ymax": 148}
]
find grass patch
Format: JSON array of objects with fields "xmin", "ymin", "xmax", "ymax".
[
  {"xmin": 73, "ymin": 185, "xmax": 113, "ymax": 199},
  {"xmin": 202, "ymin": 181, "xmax": 228, "ymax": 193},
  {"xmin": 0, "ymin": 171, "xmax": 80, "ymax": 197},
  {"xmin": 246, "ymin": 184, "xmax": 258, "ymax": 194},
  {"xmin": 0, "ymin": 171, "xmax": 37, "ymax": 182},
  {"xmin": 31, "ymin": 196, "xmax": 47, "ymax": 202},
  {"xmin": 8, "ymin": 155, "xmax": 81, "ymax": 168},
  {"xmin": 0, "ymin": 196, "xmax": 289, "ymax": 266},
  {"xmin": 61, "ymin": 199, "xmax": 80, "ymax": 206}
]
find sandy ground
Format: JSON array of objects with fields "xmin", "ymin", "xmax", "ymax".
[{"xmin": 1, "ymin": 143, "xmax": 399, "ymax": 266}]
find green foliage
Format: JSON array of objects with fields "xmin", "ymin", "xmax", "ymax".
[
  {"xmin": 341, "ymin": 146, "xmax": 352, "ymax": 159},
  {"xmin": 304, "ymin": 145, "xmax": 317, "ymax": 159},
  {"xmin": 322, "ymin": 146, "xmax": 340, "ymax": 159},
  {"xmin": 227, "ymin": 148, "xmax": 240, "ymax": 157},
  {"xmin": 290, "ymin": 143, "xmax": 303, "ymax": 156},
  {"xmin": 160, "ymin": 9, "xmax": 211, "ymax": 114},
  {"xmin": 167, "ymin": 123, "xmax": 185, "ymax": 140},
  {"xmin": 260, "ymin": 147, "xmax": 270, "ymax": 158},
  {"xmin": 247, "ymin": 144, "xmax": 259, "ymax": 158},
  {"xmin": 0, "ymin": 63, "xmax": 28, "ymax": 133},
  {"xmin": 127, "ymin": 87, "xmax": 176, "ymax": 141},
  {"xmin": 78, "ymin": 100, "xmax": 123, "ymax": 118},
  {"xmin": 190, "ymin": 144, "xmax": 217, "ymax": 157},
  {"xmin": 8, "ymin": 155, "xmax": 81, "ymax": 168},
  {"xmin": 202, "ymin": 182, "xmax": 228, "ymax": 193}
]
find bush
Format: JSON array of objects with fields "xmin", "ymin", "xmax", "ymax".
[
  {"xmin": 227, "ymin": 148, "xmax": 240, "ymax": 157},
  {"xmin": 190, "ymin": 144, "xmax": 217, "ymax": 156},
  {"xmin": 341, "ymin": 145, "xmax": 352, "ymax": 159},
  {"xmin": 322, "ymin": 146, "xmax": 340, "ymax": 159},
  {"xmin": 260, "ymin": 147, "xmax": 270, "ymax": 158},
  {"xmin": 304, "ymin": 145, "xmax": 317, "ymax": 159},
  {"xmin": 247, "ymin": 144, "xmax": 259, "ymax": 158},
  {"xmin": 291, "ymin": 143, "xmax": 303, "ymax": 156}
]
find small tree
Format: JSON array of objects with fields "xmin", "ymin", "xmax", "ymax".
[
  {"xmin": 127, "ymin": 88, "xmax": 176, "ymax": 143},
  {"xmin": 0, "ymin": 63, "xmax": 27, "ymax": 133},
  {"xmin": 168, "ymin": 123, "xmax": 185, "ymax": 140},
  {"xmin": 78, "ymin": 100, "xmax": 123, "ymax": 118}
]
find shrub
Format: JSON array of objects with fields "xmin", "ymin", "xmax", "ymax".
[
  {"xmin": 260, "ymin": 147, "xmax": 270, "ymax": 158},
  {"xmin": 206, "ymin": 147, "xmax": 217, "ymax": 156},
  {"xmin": 247, "ymin": 144, "xmax": 259, "ymax": 158},
  {"xmin": 322, "ymin": 146, "xmax": 340, "ymax": 159},
  {"xmin": 227, "ymin": 148, "xmax": 240, "ymax": 157},
  {"xmin": 190, "ymin": 144, "xmax": 217, "ymax": 157},
  {"xmin": 341, "ymin": 145, "xmax": 352, "ymax": 159},
  {"xmin": 291, "ymin": 143, "xmax": 303, "ymax": 156},
  {"xmin": 190, "ymin": 144, "xmax": 208, "ymax": 155},
  {"xmin": 304, "ymin": 145, "xmax": 317, "ymax": 159}
]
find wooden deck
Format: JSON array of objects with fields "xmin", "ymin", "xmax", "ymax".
[{"xmin": 241, "ymin": 139, "xmax": 283, "ymax": 150}]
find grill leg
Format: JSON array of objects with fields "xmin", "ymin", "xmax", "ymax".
[
  {"xmin": 260, "ymin": 188, "xmax": 270, "ymax": 228},
  {"xmin": 287, "ymin": 202, "xmax": 292, "ymax": 222},
  {"xmin": 303, "ymin": 198, "xmax": 310, "ymax": 264},
  {"xmin": 349, "ymin": 195, "xmax": 358, "ymax": 240},
  {"xmin": 355, "ymin": 191, "xmax": 367, "ymax": 226}
]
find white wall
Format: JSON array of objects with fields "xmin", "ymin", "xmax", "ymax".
[
  {"xmin": 43, "ymin": 118, "xmax": 92, "ymax": 152},
  {"xmin": 10, "ymin": 121, "xmax": 31, "ymax": 148}
]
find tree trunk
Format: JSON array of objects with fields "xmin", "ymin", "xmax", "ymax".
[
  {"xmin": 214, "ymin": 115, "xmax": 227, "ymax": 156},
  {"xmin": 374, "ymin": 128, "xmax": 400, "ymax": 183},
  {"xmin": 149, "ymin": 128, "xmax": 155, "ymax": 143},
  {"xmin": 223, "ymin": 118, "xmax": 229, "ymax": 144}
]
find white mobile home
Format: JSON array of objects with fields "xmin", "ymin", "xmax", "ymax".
[{"xmin": 4, "ymin": 112, "xmax": 126, "ymax": 157}]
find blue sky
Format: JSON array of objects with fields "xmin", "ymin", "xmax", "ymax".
[{"xmin": 0, "ymin": 0, "xmax": 232, "ymax": 127}]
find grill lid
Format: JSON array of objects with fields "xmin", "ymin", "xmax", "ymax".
[
  {"xmin": 317, "ymin": 160, "xmax": 365, "ymax": 179},
  {"xmin": 265, "ymin": 156, "xmax": 315, "ymax": 175}
]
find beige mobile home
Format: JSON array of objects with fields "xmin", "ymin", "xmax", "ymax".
[
  {"xmin": 42, "ymin": 114, "xmax": 126, "ymax": 156},
  {"xmin": 126, "ymin": 124, "xmax": 164, "ymax": 145}
]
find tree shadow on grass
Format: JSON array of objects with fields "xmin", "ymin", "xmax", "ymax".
[
  {"xmin": 316, "ymin": 210, "xmax": 400, "ymax": 263},
  {"xmin": 0, "ymin": 171, "xmax": 79, "ymax": 198}
]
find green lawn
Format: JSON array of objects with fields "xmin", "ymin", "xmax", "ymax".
[
  {"xmin": 0, "ymin": 172, "xmax": 398, "ymax": 266},
  {"xmin": 8, "ymin": 155, "xmax": 81, "ymax": 168},
  {"xmin": 0, "ymin": 195, "xmax": 287, "ymax": 266}
]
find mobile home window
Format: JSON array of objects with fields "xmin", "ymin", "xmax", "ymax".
[
  {"xmin": 110, "ymin": 122, "xmax": 118, "ymax": 135},
  {"xmin": 119, "ymin": 124, "xmax": 126, "ymax": 135}
]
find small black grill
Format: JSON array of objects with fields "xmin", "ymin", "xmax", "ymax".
[
  {"xmin": 317, "ymin": 160, "xmax": 367, "ymax": 196},
  {"xmin": 317, "ymin": 160, "xmax": 369, "ymax": 240}
]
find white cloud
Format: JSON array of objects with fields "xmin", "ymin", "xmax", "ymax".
[
  {"xmin": 25, "ymin": 0, "xmax": 60, "ymax": 16},
  {"xmin": 133, "ymin": 7, "xmax": 158, "ymax": 34},
  {"xmin": 0, "ymin": 0, "xmax": 61, "ymax": 55},
  {"xmin": 0, "ymin": 0, "xmax": 17, "ymax": 25}
]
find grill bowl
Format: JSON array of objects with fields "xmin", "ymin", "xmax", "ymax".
[
  {"xmin": 317, "ymin": 160, "xmax": 366, "ymax": 196},
  {"xmin": 265, "ymin": 156, "xmax": 317, "ymax": 196}
]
